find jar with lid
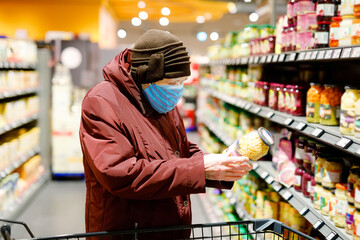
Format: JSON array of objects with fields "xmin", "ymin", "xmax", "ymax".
[
  {"xmin": 316, "ymin": 0, "xmax": 337, "ymax": 22},
  {"xmin": 288, "ymin": 0, "xmax": 296, "ymax": 26},
  {"xmin": 304, "ymin": 139, "xmax": 316, "ymax": 174},
  {"xmin": 314, "ymin": 22, "xmax": 331, "ymax": 48},
  {"xmin": 281, "ymin": 27, "xmax": 289, "ymax": 52},
  {"xmin": 285, "ymin": 85, "xmax": 294, "ymax": 114},
  {"xmin": 329, "ymin": 16, "xmax": 342, "ymax": 47},
  {"xmin": 294, "ymin": 167, "xmax": 305, "ymax": 192},
  {"xmin": 334, "ymin": 183, "xmax": 348, "ymax": 228},
  {"xmin": 321, "ymin": 186, "xmax": 333, "ymax": 215},
  {"xmin": 295, "ymin": 136, "xmax": 307, "ymax": 167},
  {"xmin": 320, "ymin": 84, "xmax": 343, "ymax": 126},
  {"xmin": 302, "ymin": 172, "xmax": 313, "ymax": 197},
  {"xmin": 339, "ymin": 0, "xmax": 354, "ymax": 16},
  {"xmin": 339, "ymin": 15, "xmax": 354, "ymax": 47},
  {"xmin": 310, "ymin": 176, "xmax": 316, "ymax": 201},
  {"xmin": 329, "ymin": 188, "xmax": 337, "ymax": 221},
  {"xmin": 278, "ymin": 84, "xmax": 287, "ymax": 112},
  {"xmin": 254, "ymin": 81, "xmax": 260, "ymax": 105},
  {"xmin": 306, "ymin": 83, "xmax": 323, "ymax": 123},
  {"xmin": 315, "ymin": 152, "xmax": 326, "ymax": 184},
  {"xmin": 258, "ymin": 82, "xmax": 269, "ymax": 106},
  {"xmin": 352, "ymin": 13, "xmax": 360, "ymax": 45},
  {"xmin": 348, "ymin": 168, "xmax": 360, "ymax": 204},
  {"xmin": 340, "ymin": 86, "xmax": 360, "ymax": 135},
  {"xmin": 322, "ymin": 157, "xmax": 344, "ymax": 188},
  {"xmin": 291, "ymin": 84, "xmax": 309, "ymax": 116},
  {"xmin": 314, "ymin": 183, "xmax": 323, "ymax": 209},
  {"xmin": 346, "ymin": 203, "xmax": 356, "ymax": 234},
  {"xmin": 354, "ymin": 208, "xmax": 360, "ymax": 239},
  {"xmin": 269, "ymin": 83, "xmax": 279, "ymax": 110}
]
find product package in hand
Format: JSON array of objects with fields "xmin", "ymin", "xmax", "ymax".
[{"xmin": 223, "ymin": 127, "xmax": 274, "ymax": 161}]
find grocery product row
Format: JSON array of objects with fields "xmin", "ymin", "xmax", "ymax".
[
  {"xmin": 0, "ymin": 71, "xmax": 38, "ymax": 93},
  {"xmin": 0, "ymin": 38, "xmax": 37, "ymax": 68},
  {"xmin": 208, "ymin": 0, "xmax": 360, "ymax": 61}
]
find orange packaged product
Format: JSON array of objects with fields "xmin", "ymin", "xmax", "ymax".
[
  {"xmin": 306, "ymin": 83, "xmax": 324, "ymax": 123},
  {"xmin": 352, "ymin": 13, "xmax": 360, "ymax": 45},
  {"xmin": 330, "ymin": 16, "xmax": 342, "ymax": 47},
  {"xmin": 320, "ymin": 84, "xmax": 343, "ymax": 126}
]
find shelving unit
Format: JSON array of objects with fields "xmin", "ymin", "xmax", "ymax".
[{"xmin": 0, "ymin": 88, "xmax": 39, "ymax": 100}]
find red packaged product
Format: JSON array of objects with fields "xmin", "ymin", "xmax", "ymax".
[
  {"xmin": 278, "ymin": 84, "xmax": 287, "ymax": 112},
  {"xmin": 269, "ymin": 83, "xmax": 280, "ymax": 109},
  {"xmin": 291, "ymin": 84, "xmax": 309, "ymax": 116},
  {"xmin": 285, "ymin": 85, "xmax": 295, "ymax": 114}
]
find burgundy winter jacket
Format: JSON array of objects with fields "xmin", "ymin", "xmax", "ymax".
[{"xmin": 79, "ymin": 49, "xmax": 232, "ymax": 239}]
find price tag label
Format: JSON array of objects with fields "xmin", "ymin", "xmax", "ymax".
[
  {"xmin": 351, "ymin": 47, "xmax": 360, "ymax": 58},
  {"xmin": 332, "ymin": 48, "xmax": 342, "ymax": 59},
  {"xmin": 335, "ymin": 137, "xmax": 352, "ymax": 149},
  {"xmin": 249, "ymin": 57, "xmax": 254, "ymax": 64},
  {"xmin": 311, "ymin": 51, "xmax": 318, "ymax": 60},
  {"xmin": 261, "ymin": 171, "xmax": 269, "ymax": 179},
  {"xmin": 355, "ymin": 147, "xmax": 360, "ymax": 156},
  {"xmin": 272, "ymin": 182, "xmax": 282, "ymax": 192},
  {"xmin": 245, "ymin": 103, "xmax": 252, "ymax": 110},
  {"xmin": 317, "ymin": 50, "xmax": 325, "ymax": 59},
  {"xmin": 254, "ymin": 56, "xmax": 260, "ymax": 63},
  {"xmin": 266, "ymin": 55, "xmax": 273, "ymax": 63},
  {"xmin": 266, "ymin": 111, "xmax": 275, "ymax": 118},
  {"xmin": 272, "ymin": 54, "xmax": 279, "ymax": 62},
  {"xmin": 284, "ymin": 118, "xmax": 294, "ymax": 125},
  {"xmin": 341, "ymin": 48, "xmax": 352, "ymax": 58},
  {"xmin": 305, "ymin": 51, "xmax": 312, "ymax": 60},
  {"xmin": 235, "ymin": 58, "xmax": 241, "ymax": 65},
  {"xmin": 260, "ymin": 56, "xmax": 267, "ymax": 63},
  {"xmin": 282, "ymin": 191, "xmax": 293, "ymax": 201},
  {"xmin": 4, "ymin": 62, "xmax": 9, "ymax": 68},
  {"xmin": 252, "ymin": 106, "xmax": 261, "ymax": 114},
  {"xmin": 279, "ymin": 54, "xmax": 285, "ymax": 62},
  {"xmin": 297, "ymin": 52, "xmax": 305, "ymax": 61},
  {"xmin": 296, "ymin": 122, "xmax": 307, "ymax": 131},
  {"xmin": 265, "ymin": 176, "xmax": 274, "ymax": 184},
  {"xmin": 311, "ymin": 128, "xmax": 325, "ymax": 138},
  {"xmin": 326, "ymin": 232, "xmax": 338, "ymax": 240},
  {"xmin": 290, "ymin": 53, "xmax": 297, "ymax": 61},
  {"xmin": 314, "ymin": 220, "xmax": 324, "ymax": 230},
  {"xmin": 241, "ymin": 57, "xmax": 248, "ymax": 65},
  {"xmin": 252, "ymin": 162, "xmax": 259, "ymax": 170},
  {"xmin": 324, "ymin": 50, "xmax": 333, "ymax": 59},
  {"xmin": 299, "ymin": 207, "xmax": 309, "ymax": 216}
]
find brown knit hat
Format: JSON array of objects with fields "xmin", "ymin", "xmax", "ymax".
[{"xmin": 130, "ymin": 29, "xmax": 191, "ymax": 84}]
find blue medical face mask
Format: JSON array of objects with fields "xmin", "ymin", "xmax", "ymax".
[{"xmin": 142, "ymin": 83, "xmax": 184, "ymax": 114}]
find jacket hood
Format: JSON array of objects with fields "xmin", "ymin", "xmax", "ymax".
[{"xmin": 102, "ymin": 49, "xmax": 154, "ymax": 116}]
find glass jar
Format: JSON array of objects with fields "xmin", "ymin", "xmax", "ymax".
[
  {"xmin": 285, "ymin": 85, "xmax": 294, "ymax": 114},
  {"xmin": 346, "ymin": 203, "xmax": 356, "ymax": 234},
  {"xmin": 314, "ymin": 22, "xmax": 331, "ymax": 48},
  {"xmin": 288, "ymin": 24, "xmax": 296, "ymax": 51},
  {"xmin": 278, "ymin": 84, "xmax": 287, "ymax": 112},
  {"xmin": 259, "ymin": 82, "xmax": 270, "ymax": 106},
  {"xmin": 295, "ymin": 0, "xmax": 316, "ymax": 15},
  {"xmin": 281, "ymin": 27, "xmax": 289, "ymax": 52},
  {"xmin": 339, "ymin": 15, "xmax": 354, "ymax": 47},
  {"xmin": 340, "ymin": 86, "xmax": 360, "ymax": 135},
  {"xmin": 321, "ymin": 186, "xmax": 333, "ymax": 215},
  {"xmin": 339, "ymin": 0, "xmax": 355, "ymax": 16},
  {"xmin": 355, "ymin": 176, "xmax": 360, "ymax": 209},
  {"xmin": 310, "ymin": 176, "xmax": 316, "ymax": 201},
  {"xmin": 291, "ymin": 84, "xmax": 309, "ymax": 116},
  {"xmin": 269, "ymin": 83, "xmax": 279, "ymax": 110},
  {"xmin": 352, "ymin": 13, "xmax": 360, "ymax": 45},
  {"xmin": 315, "ymin": 152, "xmax": 326, "ymax": 184},
  {"xmin": 304, "ymin": 139, "xmax": 316, "ymax": 174},
  {"xmin": 354, "ymin": 208, "xmax": 360, "ymax": 238},
  {"xmin": 329, "ymin": 16, "xmax": 342, "ymax": 47},
  {"xmin": 295, "ymin": 136, "xmax": 307, "ymax": 167},
  {"xmin": 330, "ymin": 188, "xmax": 337, "ymax": 221},
  {"xmin": 314, "ymin": 183, "xmax": 323, "ymax": 209},
  {"xmin": 307, "ymin": 11, "xmax": 318, "ymax": 31},
  {"xmin": 302, "ymin": 172, "xmax": 312, "ymax": 197},
  {"xmin": 306, "ymin": 83, "xmax": 323, "ymax": 123},
  {"xmin": 320, "ymin": 84, "xmax": 343, "ymax": 126},
  {"xmin": 334, "ymin": 183, "xmax": 348, "ymax": 228},
  {"xmin": 356, "ymin": 0, "xmax": 360, "ymax": 14},
  {"xmin": 322, "ymin": 157, "xmax": 344, "ymax": 188},
  {"xmin": 288, "ymin": 0, "xmax": 296, "ymax": 26},
  {"xmin": 316, "ymin": 0, "xmax": 337, "ymax": 22},
  {"xmin": 348, "ymin": 168, "xmax": 360, "ymax": 204},
  {"xmin": 294, "ymin": 167, "xmax": 305, "ymax": 192}
]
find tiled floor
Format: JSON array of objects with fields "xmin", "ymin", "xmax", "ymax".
[{"xmin": 13, "ymin": 131, "xmax": 209, "ymax": 238}]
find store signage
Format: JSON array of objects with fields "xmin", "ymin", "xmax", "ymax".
[
  {"xmin": 332, "ymin": 49, "xmax": 342, "ymax": 59},
  {"xmin": 351, "ymin": 47, "xmax": 360, "ymax": 58},
  {"xmin": 317, "ymin": 51, "xmax": 325, "ymax": 59},
  {"xmin": 325, "ymin": 50, "xmax": 333, "ymax": 59},
  {"xmin": 296, "ymin": 122, "xmax": 307, "ymax": 131},
  {"xmin": 341, "ymin": 48, "xmax": 352, "ymax": 58},
  {"xmin": 336, "ymin": 137, "xmax": 352, "ymax": 149},
  {"xmin": 284, "ymin": 118, "xmax": 294, "ymax": 125},
  {"xmin": 311, "ymin": 128, "xmax": 325, "ymax": 138}
]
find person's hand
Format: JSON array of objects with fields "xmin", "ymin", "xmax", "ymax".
[{"xmin": 204, "ymin": 154, "xmax": 252, "ymax": 181}]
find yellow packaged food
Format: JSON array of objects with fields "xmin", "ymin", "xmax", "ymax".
[
  {"xmin": 340, "ymin": 86, "xmax": 360, "ymax": 135},
  {"xmin": 320, "ymin": 84, "xmax": 343, "ymax": 126},
  {"xmin": 223, "ymin": 127, "xmax": 274, "ymax": 161},
  {"xmin": 346, "ymin": 203, "xmax": 355, "ymax": 234},
  {"xmin": 354, "ymin": 208, "xmax": 360, "ymax": 239},
  {"xmin": 334, "ymin": 183, "xmax": 348, "ymax": 228}
]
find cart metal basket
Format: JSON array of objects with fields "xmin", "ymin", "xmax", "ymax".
[{"xmin": 0, "ymin": 218, "xmax": 315, "ymax": 240}]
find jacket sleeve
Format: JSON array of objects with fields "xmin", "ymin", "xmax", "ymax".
[{"xmin": 80, "ymin": 95, "xmax": 207, "ymax": 200}]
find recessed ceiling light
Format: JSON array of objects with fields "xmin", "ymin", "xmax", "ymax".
[
  {"xmin": 138, "ymin": 1, "xmax": 146, "ymax": 8},
  {"xmin": 197, "ymin": 32, "xmax": 207, "ymax": 41},
  {"xmin": 139, "ymin": 11, "xmax": 148, "ymax": 20},
  {"xmin": 131, "ymin": 17, "xmax": 142, "ymax": 26},
  {"xmin": 159, "ymin": 17, "xmax": 169, "ymax": 26},
  {"xmin": 249, "ymin": 12, "xmax": 259, "ymax": 22},
  {"xmin": 228, "ymin": 2, "xmax": 237, "ymax": 14},
  {"xmin": 161, "ymin": 7, "xmax": 171, "ymax": 16},
  {"xmin": 210, "ymin": 32, "xmax": 219, "ymax": 41},
  {"xmin": 117, "ymin": 29, "xmax": 127, "ymax": 38},
  {"xmin": 196, "ymin": 16, "xmax": 205, "ymax": 24}
]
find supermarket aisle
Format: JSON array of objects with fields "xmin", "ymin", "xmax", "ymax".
[{"xmin": 13, "ymin": 131, "xmax": 209, "ymax": 238}]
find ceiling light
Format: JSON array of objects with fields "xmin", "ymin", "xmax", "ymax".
[
  {"xmin": 196, "ymin": 16, "xmax": 205, "ymax": 24},
  {"xmin": 138, "ymin": 1, "xmax": 146, "ymax": 8},
  {"xmin": 204, "ymin": 12, "xmax": 212, "ymax": 20},
  {"xmin": 161, "ymin": 7, "xmax": 171, "ymax": 16},
  {"xmin": 244, "ymin": 0, "xmax": 251, "ymax": 2},
  {"xmin": 228, "ymin": 2, "xmax": 237, "ymax": 14},
  {"xmin": 159, "ymin": 17, "xmax": 169, "ymax": 26},
  {"xmin": 139, "ymin": 11, "xmax": 148, "ymax": 20},
  {"xmin": 197, "ymin": 32, "xmax": 207, "ymax": 41},
  {"xmin": 249, "ymin": 12, "xmax": 259, "ymax": 22},
  {"xmin": 131, "ymin": 17, "xmax": 142, "ymax": 26},
  {"xmin": 210, "ymin": 32, "xmax": 219, "ymax": 41},
  {"xmin": 117, "ymin": 29, "xmax": 127, "ymax": 39}
]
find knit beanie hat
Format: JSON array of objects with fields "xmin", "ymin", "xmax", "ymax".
[{"xmin": 130, "ymin": 29, "xmax": 191, "ymax": 84}]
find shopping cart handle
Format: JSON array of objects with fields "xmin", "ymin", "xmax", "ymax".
[
  {"xmin": 1, "ymin": 225, "xmax": 11, "ymax": 240},
  {"xmin": 253, "ymin": 219, "xmax": 283, "ymax": 234}
]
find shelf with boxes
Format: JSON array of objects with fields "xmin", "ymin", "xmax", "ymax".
[
  {"xmin": 197, "ymin": 114, "xmax": 349, "ymax": 240},
  {"xmin": 201, "ymin": 86, "xmax": 360, "ymax": 158}
]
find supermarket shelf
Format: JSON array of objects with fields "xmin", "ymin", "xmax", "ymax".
[
  {"xmin": 0, "ymin": 87, "xmax": 39, "ymax": 101},
  {"xmin": 202, "ymin": 87, "xmax": 360, "ymax": 158},
  {"xmin": 199, "ymin": 115, "xmax": 349, "ymax": 240},
  {"xmin": 0, "ymin": 114, "xmax": 39, "ymax": 136},
  {"xmin": 2, "ymin": 171, "xmax": 49, "ymax": 220},
  {"xmin": 197, "ymin": 114, "xmax": 234, "ymax": 146},
  {"xmin": 209, "ymin": 46, "xmax": 360, "ymax": 66},
  {"xmin": 0, "ymin": 62, "xmax": 36, "ymax": 70},
  {"xmin": 0, "ymin": 146, "xmax": 40, "ymax": 180}
]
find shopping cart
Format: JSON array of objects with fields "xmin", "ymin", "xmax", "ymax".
[{"xmin": 0, "ymin": 218, "xmax": 315, "ymax": 240}]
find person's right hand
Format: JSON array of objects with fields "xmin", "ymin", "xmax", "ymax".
[{"xmin": 204, "ymin": 154, "xmax": 252, "ymax": 182}]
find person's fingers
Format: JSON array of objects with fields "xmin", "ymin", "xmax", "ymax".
[
  {"xmin": 220, "ymin": 156, "xmax": 250, "ymax": 165},
  {"xmin": 225, "ymin": 162, "xmax": 253, "ymax": 171}
]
